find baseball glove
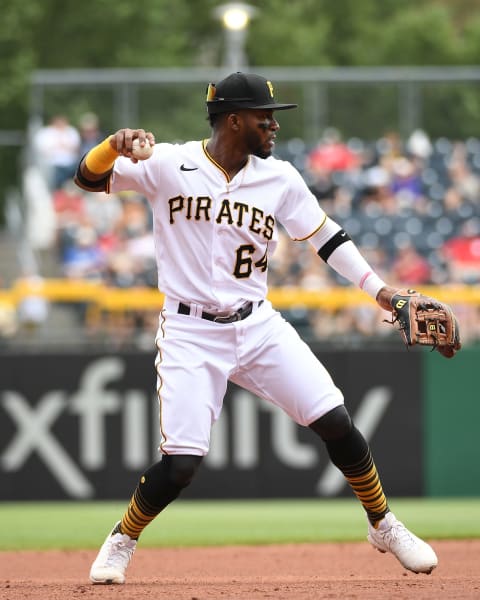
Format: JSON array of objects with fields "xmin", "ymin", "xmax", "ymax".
[{"xmin": 386, "ymin": 289, "xmax": 461, "ymax": 358}]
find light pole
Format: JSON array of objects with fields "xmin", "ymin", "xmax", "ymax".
[{"xmin": 213, "ymin": 3, "xmax": 257, "ymax": 71}]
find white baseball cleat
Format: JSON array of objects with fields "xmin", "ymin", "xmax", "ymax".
[
  {"xmin": 367, "ymin": 511, "xmax": 438, "ymax": 574},
  {"xmin": 89, "ymin": 522, "xmax": 137, "ymax": 584}
]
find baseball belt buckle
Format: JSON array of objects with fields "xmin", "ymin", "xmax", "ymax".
[
  {"xmin": 213, "ymin": 310, "xmax": 242, "ymax": 324},
  {"xmin": 213, "ymin": 301, "xmax": 253, "ymax": 323}
]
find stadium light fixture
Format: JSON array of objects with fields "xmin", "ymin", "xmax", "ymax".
[{"xmin": 214, "ymin": 3, "xmax": 258, "ymax": 70}]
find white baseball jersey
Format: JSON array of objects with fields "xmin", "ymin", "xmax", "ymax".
[
  {"xmin": 110, "ymin": 140, "xmax": 327, "ymax": 311},
  {"xmin": 108, "ymin": 139, "xmax": 343, "ymax": 455}
]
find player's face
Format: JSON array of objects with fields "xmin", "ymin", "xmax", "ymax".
[{"xmin": 242, "ymin": 109, "xmax": 280, "ymax": 159}]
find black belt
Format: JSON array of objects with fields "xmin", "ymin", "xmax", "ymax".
[{"xmin": 178, "ymin": 301, "xmax": 263, "ymax": 324}]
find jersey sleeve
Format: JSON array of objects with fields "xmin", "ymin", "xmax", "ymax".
[
  {"xmin": 109, "ymin": 143, "xmax": 171, "ymax": 198},
  {"xmin": 276, "ymin": 162, "xmax": 327, "ymax": 241}
]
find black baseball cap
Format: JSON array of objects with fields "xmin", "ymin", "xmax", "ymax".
[{"xmin": 206, "ymin": 72, "xmax": 298, "ymax": 115}]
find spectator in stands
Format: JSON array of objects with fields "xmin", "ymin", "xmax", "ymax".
[
  {"xmin": 52, "ymin": 181, "xmax": 87, "ymax": 262},
  {"xmin": 16, "ymin": 274, "xmax": 50, "ymax": 333},
  {"xmin": 407, "ymin": 129, "xmax": 433, "ymax": 163},
  {"xmin": 389, "ymin": 157, "xmax": 424, "ymax": 206},
  {"xmin": 62, "ymin": 224, "xmax": 104, "ymax": 281},
  {"xmin": 308, "ymin": 127, "xmax": 361, "ymax": 173},
  {"xmin": 391, "ymin": 242, "xmax": 432, "ymax": 286},
  {"xmin": 83, "ymin": 191, "xmax": 124, "ymax": 256},
  {"xmin": 441, "ymin": 218, "xmax": 480, "ymax": 284},
  {"xmin": 376, "ymin": 130, "xmax": 404, "ymax": 173},
  {"xmin": 115, "ymin": 193, "xmax": 151, "ymax": 240},
  {"xmin": 305, "ymin": 127, "xmax": 360, "ymax": 202},
  {"xmin": 356, "ymin": 163, "xmax": 395, "ymax": 213},
  {"xmin": 78, "ymin": 112, "xmax": 104, "ymax": 157},
  {"xmin": 34, "ymin": 114, "xmax": 81, "ymax": 190},
  {"xmin": 447, "ymin": 146, "xmax": 480, "ymax": 205},
  {"xmin": 105, "ymin": 240, "xmax": 138, "ymax": 288}
]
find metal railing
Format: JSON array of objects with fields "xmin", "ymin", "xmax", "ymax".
[
  {"xmin": 2, "ymin": 278, "xmax": 480, "ymax": 311},
  {"xmin": 29, "ymin": 65, "xmax": 480, "ymax": 143}
]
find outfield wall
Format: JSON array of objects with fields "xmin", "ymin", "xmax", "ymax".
[{"xmin": 0, "ymin": 347, "xmax": 477, "ymax": 500}]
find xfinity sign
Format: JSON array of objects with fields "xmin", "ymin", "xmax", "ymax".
[
  {"xmin": 0, "ymin": 351, "xmax": 423, "ymax": 499},
  {"xmin": 1, "ymin": 357, "xmax": 155, "ymax": 498}
]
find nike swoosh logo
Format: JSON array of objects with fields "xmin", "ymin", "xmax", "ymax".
[{"xmin": 180, "ymin": 164, "xmax": 198, "ymax": 171}]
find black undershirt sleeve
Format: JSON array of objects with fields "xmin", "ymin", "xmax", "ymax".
[
  {"xmin": 74, "ymin": 163, "xmax": 112, "ymax": 191},
  {"xmin": 73, "ymin": 151, "xmax": 112, "ymax": 192}
]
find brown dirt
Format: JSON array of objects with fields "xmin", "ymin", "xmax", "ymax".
[{"xmin": 0, "ymin": 540, "xmax": 479, "ymax": 599}]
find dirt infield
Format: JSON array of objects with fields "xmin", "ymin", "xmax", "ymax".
[{"xmin": 1, "ymin": 540, "xmax": 479, "ymax": 599}]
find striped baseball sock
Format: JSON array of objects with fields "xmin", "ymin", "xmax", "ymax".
[
  {"xmin": 340, "ymin": 448, "xmax": 389, "ymax": 527},
  {"xmin": 112, "ymin": 455, "xmax": 202, "ymax": 540},
  {"xmin": 325, "ymin": 425, "xmax": 389, "ymax": 526},
  {"xmin": 114, "ymin": 484, "xmax": 160, "ymax": 540}
]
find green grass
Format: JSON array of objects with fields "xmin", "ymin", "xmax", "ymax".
[{"xmin": 0, "ymin": 498, "xmax": 479, "ymax": 551}]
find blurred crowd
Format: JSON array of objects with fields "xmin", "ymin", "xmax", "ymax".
[
  {"xmin": 273, "ymin": 127, "xmax": 480, "ymax": 345},
  {"xmin": 2, "ymin": 115, "xmax": 479, "ymax": 349}
]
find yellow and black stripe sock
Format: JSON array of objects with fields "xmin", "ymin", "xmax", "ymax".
[
  {"xmin": 341, "ymin": 449, "xmax": 389, "ymax": 527},
  {"xmin": 325, "ymin": 425, "xmax": 389, "ymax": 526},
  {"xmin": 116, "ymin": 483, "xmax": 160, "ymax": 540},
  {"xmin": 114, "ymin": 456, "xmax": 203, "ymax": 540}
]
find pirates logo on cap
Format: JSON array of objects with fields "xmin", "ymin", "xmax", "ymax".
[
  {"xmin": 266, "ymin": 81, "xmax": 274, "ymax": 98},
  {"xmin": 206, "ymin": 83, "xmax": 217, "ymax": 102}
]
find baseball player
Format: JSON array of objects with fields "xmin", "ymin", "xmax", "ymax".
[{"xmin": 74, "ymin": 72, "xmax": 444, "ymax": 584}]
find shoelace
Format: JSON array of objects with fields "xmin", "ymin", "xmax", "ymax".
[
  {"xmin": 104, "ymin": 538, "xmax": 135, "ymax": 568},
  {"xmin": 381, "ymin": 522, "xmax": 415, "ymax": 550}
]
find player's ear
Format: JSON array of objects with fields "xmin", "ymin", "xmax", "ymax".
[{"xmin": 228, "ymin": 113, "xmax": 241, "ymax": 131}]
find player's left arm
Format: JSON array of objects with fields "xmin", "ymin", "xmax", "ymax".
[
  {"xmin": 278, "ymin": 168, "xmax": 390, "ymax": 303},
  {"xmin": 308, "ymin": 218, "xmax": 461, "ymax": 357},
  {"xmin": 308, "ymin": 216, "xmax": 388, "ymax": 302}
]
